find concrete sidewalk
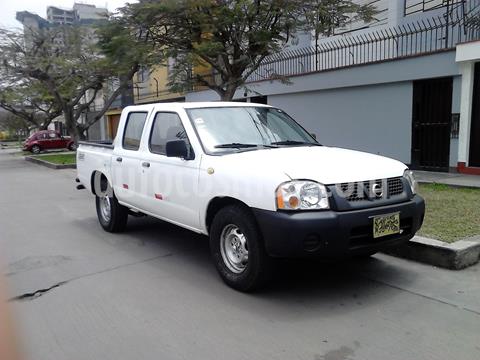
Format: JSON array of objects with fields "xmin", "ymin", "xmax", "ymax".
[{"xmin": 414, "ymin": 170, "xmax": 480, "ymax": 188}]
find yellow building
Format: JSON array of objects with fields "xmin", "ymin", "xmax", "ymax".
[{"xmin": 133, "ymin": 64, "xmax": 185, "ymax": 105}]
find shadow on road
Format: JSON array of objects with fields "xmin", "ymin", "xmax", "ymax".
[{"xmin": 110, "ymin": 214, "xmax": 418, "ymax": 316}]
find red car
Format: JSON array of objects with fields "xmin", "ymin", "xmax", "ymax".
[{"xmin": 23, "ymin": 130, "xmax": 76, "ymax": 154}]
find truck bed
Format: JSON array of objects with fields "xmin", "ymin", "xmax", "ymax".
[
  {"xmin": 77, "ymin": 141, "xmax": 115, "ymax": 193},
  {"xmin": 78, "ymin": 140, "xmax": 114, "ymax": 149}
]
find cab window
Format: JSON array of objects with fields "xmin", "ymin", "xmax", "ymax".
[
  {"xmin": 149, "ymin": 112, "xmax": 189, "ymax": 155},
  {"xmin": 122, "ymin": 112, "xmax": 148, "ymax": 151}
]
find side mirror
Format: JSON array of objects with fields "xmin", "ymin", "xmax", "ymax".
[{"xmin": 165, "ymin": 140, "xmax": 192, "ymax": 160}]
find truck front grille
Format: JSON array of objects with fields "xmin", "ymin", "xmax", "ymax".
[{"xmin": 337, "ymin": 177, "xmax": 404, "ymax": 202}]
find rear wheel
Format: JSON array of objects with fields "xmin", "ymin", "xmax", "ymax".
[
  {"xmin": 95, "ymin": 180, "xmax": 128, "ymax": 233},
  {"xmin": 31, "ymin": 145, "xmax": 41, "ymax": 154},
  {"xmin": 209, "ymin": 204, "xmax": 271, "ymax": 292}
]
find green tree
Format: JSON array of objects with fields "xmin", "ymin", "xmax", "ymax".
[
  {"xmin": 0, "ymin": 112, "xmax": 30, "ymax": 138},
  {"xmin": 121, "ymin": 0, "xmax": 377, "ymax": 101}
]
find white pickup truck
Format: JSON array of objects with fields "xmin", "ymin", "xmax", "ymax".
[{"xmin": 77, "ymin": 102, "xmax": 425, "ymax": 291}]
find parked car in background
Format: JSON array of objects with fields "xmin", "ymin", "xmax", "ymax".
[{"xmin": 23, "ymin": 130, "xmax": 76, "ymax": 154}]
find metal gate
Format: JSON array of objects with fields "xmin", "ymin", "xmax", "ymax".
[
  {"xmin": 469, "ymin": 62, "xmax": 480, "ymax": 167},
  {"xmin": 411, "ymin": 77, "xmax": 453, "ymax": 172}
]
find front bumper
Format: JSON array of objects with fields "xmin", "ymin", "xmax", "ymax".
[{"xmin": 253, "ymin": 195, "xmax": 425, "ymax": 258}]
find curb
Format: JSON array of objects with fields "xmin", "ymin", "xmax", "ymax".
[
  {"xmin": 384, "ymin": 235, "xmax": 480, "ymax": 270},
  {"xmin": 25, "ymin": 156, "xmax": 76, "ymax": 170}
]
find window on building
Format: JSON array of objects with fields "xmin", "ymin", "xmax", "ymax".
[
  {"xmin": 149, "ymin": 112, "xmax": 189, "ymax": 155},
  {"xmin": 122, "ymin": 112, "xmax": 148, "ymax": 150}
]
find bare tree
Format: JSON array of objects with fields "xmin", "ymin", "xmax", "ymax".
[{"xmin": 0, "ymin": 19, "xmax": 150, "ymax": 143}]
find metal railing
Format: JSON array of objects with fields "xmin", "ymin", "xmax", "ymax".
[
  {"xmin": 188, "ymin": 3, "xmax": 480, "ymax": 91},
  {"xmin": 405, "ymin": 0, "xmax": 464, "ymax": 16},
  {"xmin": 244, "ymin": 3, "xmax": 480, "ymax": 82}
]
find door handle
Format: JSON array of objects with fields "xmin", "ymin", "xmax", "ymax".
[
  {"xmin": 142, "ymin": 162, "xmax": 150, "ymax": 168},
  {"xmin": 116, "ymin": 157, "xmax": 122, "ymax": 162}
]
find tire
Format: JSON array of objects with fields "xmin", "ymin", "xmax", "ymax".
[
  {"xmin": 31, "ymin": 145, "xmax": 41, "ymax": 154},
  {"xmin": 68, "ymin": 143, "xmax": 77, "ymax": 151},
  {"xmin": 95, "ymin": 188, "xmax": 128, "ymax": 233},
  {"xmin": 209, "ymin": 204, "xmax": 271, "ymax": 292}
]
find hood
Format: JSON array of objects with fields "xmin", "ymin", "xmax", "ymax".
[{"xmin": 222, "ymin": 146, "xmax": 407, "ymax": 185}]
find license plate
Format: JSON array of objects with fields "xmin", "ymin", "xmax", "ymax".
[{"xmin": 373, "ymin": 212, "xmax": 400, "ymax": 239}]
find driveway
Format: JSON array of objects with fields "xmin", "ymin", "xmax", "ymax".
[{"xmin": 0, "ymin": 151, "xmax": 479, "ymax": 360}]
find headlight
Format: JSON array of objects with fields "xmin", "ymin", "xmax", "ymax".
[
  {"xmin": 403, "ymin": 170, "xmax": 417, "ymax": 195},
  {"xmin": 276, "ymin": 180, "xmax": 329, "ymax": 210}
]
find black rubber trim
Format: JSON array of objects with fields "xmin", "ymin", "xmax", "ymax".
[{"xmin": 252, "ymin": 195, "xmax": 425, "ymax": 258}]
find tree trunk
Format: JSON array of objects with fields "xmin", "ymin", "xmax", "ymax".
[
  {"xmin": 64, "ymin": 109, "xmax": 80, "ymax": 144},
  {"xmin": 221, "ymin": 84, "xmax": 237, "ymax": 101}
]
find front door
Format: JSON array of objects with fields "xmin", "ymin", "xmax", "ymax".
[
  {"xmin": 141, "ymin": 111, "xmax": 200, "ymax": 230},
  {"xmin": 469, "ymin": 62, "xmax": 480, "ymax": 167},
  {"xmin": 411, "ymin": 77, "xmax": 453, "ymax": 172}
]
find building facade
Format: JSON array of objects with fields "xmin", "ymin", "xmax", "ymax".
[{"xmin": 184, "ymin": 0, "xmax": 480, "ymax": 174}]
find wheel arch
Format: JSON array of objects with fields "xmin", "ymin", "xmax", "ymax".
[
  {"xmin": 90, "ymin": 170, "xmax": 112, "ymax": 196},
  {"xmin": 205, "ymin": 196, "xmax": 253, "ymax": 234}
]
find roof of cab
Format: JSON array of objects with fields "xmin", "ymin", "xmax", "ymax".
[{"xmin": 123, "ymin": 101, "xmax": 272, "ymax": 112}]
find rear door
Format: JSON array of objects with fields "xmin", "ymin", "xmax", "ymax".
[
  {"xmin": 111, "ymin": 111, "xmax": 149, "ymax": 209},
  {"xmin": 140, "ymin": 111, "xmax": 201, "ymax": 230}
]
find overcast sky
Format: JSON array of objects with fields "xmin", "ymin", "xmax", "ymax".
[{"xmin": 0, "ymin": 0, "xmax": 133, "ymax": 29}]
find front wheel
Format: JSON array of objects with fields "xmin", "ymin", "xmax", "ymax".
[
  {"xmin": 95, "ymin": 192, "xmax": 128, "ymax": 233},
  {"xmin": 209, "ymin": 204, "xmax": 271, "ymax": 292}
]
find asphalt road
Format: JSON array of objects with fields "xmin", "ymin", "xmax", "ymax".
[{"xmin": 1, "ymin": 150, "xmax": 479, "ymax": 360}]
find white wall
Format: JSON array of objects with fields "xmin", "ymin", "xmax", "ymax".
[{"xmin": 268, "ymin": 82, "xmax": 413, "ymax": 164}]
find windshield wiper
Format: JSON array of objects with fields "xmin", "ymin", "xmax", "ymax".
[
  {"xmin": 271, "ymin": 140, "xmax": 321, "ymax": 146},
  {"xmin": 214, "ymin": 143, "xmax": 279, "ymax": 150},
  {"xmin": 214, "ymin": 143, "xmax": 259, "ymax": 149}
]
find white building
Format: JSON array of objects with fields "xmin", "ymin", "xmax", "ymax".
[{"xmin": 187, "ymin": 0, "xmax": 480, "ymax": 174}]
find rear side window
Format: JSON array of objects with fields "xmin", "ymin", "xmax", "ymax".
[
  {"xmin": 149, "ymin": 112, "xmax": 189, "ymax": 155},
  {"xmin": 122, "ymin": 112, "xmax": 148, "ymax": 150}
]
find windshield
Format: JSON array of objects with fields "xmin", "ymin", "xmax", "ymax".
[{"xmin": 186, "ymin": 106, "xmax": 318, "ymax": 154}]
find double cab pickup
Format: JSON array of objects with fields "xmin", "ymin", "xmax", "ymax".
[{"xmin": 77, "ymin": 102, "xmax": 425, "ymax": 291}]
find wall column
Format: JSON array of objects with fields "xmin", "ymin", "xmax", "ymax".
[
  {"xmin": 388, "ymin": 0, "xmax": 404, "ymax": 27},
  {"xmin": 457, "ymin": 61, "xmax": 474, "ymax": 165}
]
